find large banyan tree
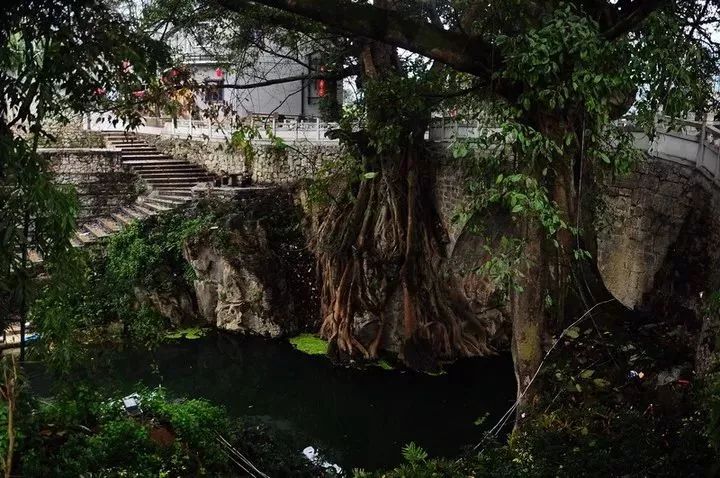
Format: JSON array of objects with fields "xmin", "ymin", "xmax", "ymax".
[{"xmin": 152, "ymin": 0, "xmax": 720, "ymax": 411}]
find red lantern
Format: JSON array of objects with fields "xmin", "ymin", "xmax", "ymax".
[
  {"xmin": 317, "ymin": 79, "xmax": 326, "ymax": 97},
  {"xmin": 215, "ymin": 67, "xmax": 224, "ymax": 78}
]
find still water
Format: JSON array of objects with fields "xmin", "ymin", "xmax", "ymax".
[{"xmin": 29, "ymin": 332, "xmax": 515, "ymax": 471}]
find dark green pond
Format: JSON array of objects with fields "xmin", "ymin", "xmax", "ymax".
[{"xmin": 28, "ymin": 332, "xmax": 515, "ymax": 471}]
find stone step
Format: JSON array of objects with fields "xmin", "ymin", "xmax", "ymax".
[
  {"xmin": 105, "ymin": 136, "xmax": 139, "ymax": 142},
  {"xmin": 120, "ymin": 207, "xmax": 147, "ymax": 220},
  {"xmin": 84, "ymin": 222, "xmax": 110, "ymax": 239},
  {"xmin": 153, "ymin": 187, "xmax": 196, "ymax": 194},
  {"xmin": 144, "ymin": 174, "xmax": 214, "ymax": 181},
  {"xmin": 111, "ymin": 143, "xmax": 147, "ymax": 148},
  {"xmin": 111, "ymin": 212, "xmax": 135, "ymax": 226},
  {"xmin": 111, "ymin": 143, "xmax": 149, "ymax": 148},
  {"xmin": 132, "ymin": 204, "xmax": 157, "ymax": 216},
  {"xmin": 137, "ymin": 169, "xmax": 208, "ymax": 177},
  {"xmin": 108, "ymin": 139, "xmax": 144, "ymax": 145},
  {"xmin": 75, "ymin": 230, "xmax": 97, "ymax": 244},
  {"xmin": 121, "ymin": 153, "xmax": 174, "ymax": 160},
  {"xmin": 117, "ymin": 147, "xmax": 158, "ymax": 153},
  {"xmin": 130, "ymin": 166, "xmax": 202, "ymax": 174},
  {"xmin": 144, "ymin": 179, "xmax": 213, "ymax": 187},
  {"xmin": 124, "ymin": 159, "xmax": 189, "ymax": 166},
  {"xmin": 149, "ymin": 196, "xmax": 189, "ymax": 206},
  {"xmin": 70, "ymin": 237, "xmax": 82, "ymax": 248},
  {"xmin": 139, "ymin": 171, "xmax": 214, "ymax": 182},
  {"xmin": 141, "ymin": 200, "xmax": 171, "ymax": 213},
  {"xmin": 99, "ymin": 217, "xmax": 123, "ymax": 232}
]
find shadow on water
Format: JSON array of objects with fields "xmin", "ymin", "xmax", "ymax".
[{"xmin": 27, "ymin": 332, "xmax": 516, "ymax": 471}]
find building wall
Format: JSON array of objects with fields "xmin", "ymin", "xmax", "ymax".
[{"xmin": 189, "ymin": 51, "xmax": 342, "ymax": 119}]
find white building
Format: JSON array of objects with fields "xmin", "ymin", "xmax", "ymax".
[{"xmin": 170, "ymin": 34, "xmax": 342, "ymax": 119}]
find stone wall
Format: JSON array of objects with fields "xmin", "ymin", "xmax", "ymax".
[
  {"xmin": 597, "ymin": 158, "xmax": 720, "ymax": 312},
  {"xmin": 140, "ymin": 134, "xmax": 345, "ymax": 184},
  {"xmin": 39, "ymin": 120, "xmax": 106, "ymax": 148},
  {"xmin": 42, "ymin": 148, "xmax": 138, "ymax": 223}
]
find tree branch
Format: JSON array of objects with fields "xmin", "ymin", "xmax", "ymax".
[
  {"xmin": 220, "ymin": 66, "xmax": 357, "ymax": 89},
  {"xmin": 602, "ymin": 0, "xmax": 667, "ymax": 40},
  {"xmin": 218, "ymin": 0, "xmax": 497, "ymax": 78}
]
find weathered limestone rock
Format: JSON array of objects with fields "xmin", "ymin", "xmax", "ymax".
[
  {"xmin": 134, "ymin": 288, "xmax": 196, "ymax": 326},
  {"xmin": 183, "ymin": 191, "xmax": 317, "ymax": 337}
]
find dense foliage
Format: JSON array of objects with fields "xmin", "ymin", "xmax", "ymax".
[{"xmin": 28, "ymin": 203, "xmax": 220, "ymax": 375}]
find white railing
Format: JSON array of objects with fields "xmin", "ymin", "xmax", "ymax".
[
  {"xmin": 641, "ymin": 116, "xmax": 720, "ymax": 182},
  {"xmin": 87, "ymin": 114, "xmax": 340, "ymax": 143},
  {"xmin": 86, "ymin": 113, "xmax": 720, "ymax": 182},
  {"xmin": 423, "ymin": 115, "xmax": 720, "ymax": 183}
]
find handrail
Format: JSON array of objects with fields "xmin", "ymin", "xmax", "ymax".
[{"xmin": 85, "ymin": 113, "xmax": 720, "ymax": 185}]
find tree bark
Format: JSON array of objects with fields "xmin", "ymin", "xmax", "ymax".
[
  {"xmin": 511, "ymin": 114, "xmax": 614, "ymax": 421},
  {"xmin": 312, "ymin": 32, "xmax": 493, "ymax": 369},
  {"xmin": 510, "ymin": 218, "xmax": 547, "ymax": 421}
]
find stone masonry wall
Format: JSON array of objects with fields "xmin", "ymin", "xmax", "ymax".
[
  {"xmin": 37, "ymin": 120, "xmax": 106, "ymax": 148},
  {"xmin": 597, "ymin": 158, "xmax": 720, "ymax": 311},
  {"xmin": 140, "ymin": 134, "xmax": 345, "ymax": 184},
  {"xmin": 42, "ymin": 148, "xmax": 138, "ymax": 223}
]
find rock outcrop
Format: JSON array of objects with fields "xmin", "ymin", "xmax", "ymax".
[{"xmin": 183, "ymin": 191, "xmax": 317, "ymax": 337}]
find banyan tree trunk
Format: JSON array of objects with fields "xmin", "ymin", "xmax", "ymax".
[
  {"xmin": 313, "ymin": 143, "xmax": 493, "ymax": 369},
  {"xmin": 511, "ymin": 116, "xmax": 613, "ymax": 423},
  {"xmin": 310, "ymin": 21, "xmax": 494, "ymax": 369}
]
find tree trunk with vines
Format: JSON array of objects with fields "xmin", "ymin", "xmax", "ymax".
[
  {"xmin": 312, "ymin": 35, "xmax": 493, "ymax": 370},
  {"xmin": 512, "ymin": 115, "xmax": 613, "ymax": 423}
]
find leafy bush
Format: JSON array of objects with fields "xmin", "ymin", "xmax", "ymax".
[{"xmin": 21, "ymin": 387, "xmax": 231, "ymax": 477}]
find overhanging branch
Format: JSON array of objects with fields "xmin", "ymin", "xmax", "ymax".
[
  {"xmin": 602, "ymin": 0, "xmax": 667, "ymax": 40},
  {"xmin": 218, "ymin": 0, "xmax": 497, "ymax": 78},
  {"xmin": 219, "ymin": 66, "xmax": 357, "ymax": 89}
]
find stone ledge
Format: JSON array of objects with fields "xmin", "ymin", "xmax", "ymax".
[{"xmin": 39, "ymin": 147, "xmax": 120, "ymax": 154}]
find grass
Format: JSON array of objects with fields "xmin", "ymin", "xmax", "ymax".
[{"xmin": 288, "ymin": 333, "xmax": 329, "ymax": 355}]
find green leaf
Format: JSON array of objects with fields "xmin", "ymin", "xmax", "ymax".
[
  {"xmin": 565, "ymin": 327, "xmax": 580, "ymax": 339},
  {"xmin": 363, "ymin": 172, "xmax": 378, "ymax": 179},
  {"xmin": 593, "ymin": 378, "xmax": 611, "ymax": 388},
  {"xmin": 580, "ymin": 369, "xmax": 595, "ymax": 379}
]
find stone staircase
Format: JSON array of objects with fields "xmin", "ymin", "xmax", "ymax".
[{"xmin": 28, "ymin": 132, "xmax": 218, "ymax": 264}]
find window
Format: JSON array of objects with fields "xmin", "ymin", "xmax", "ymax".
[
  {"xmin": 204, "ymin": 79, "xmax": 224, "ymax": 104},
  {"xmin": 307, "ymin": 53, "xmax": 325, "ymax": 105}
]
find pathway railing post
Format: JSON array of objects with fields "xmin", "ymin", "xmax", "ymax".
[{"xmin": 696, "ymin": 116, "xmax": 706, "ymax": 168}]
